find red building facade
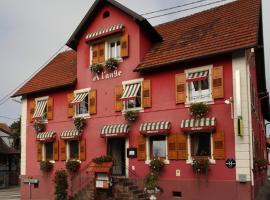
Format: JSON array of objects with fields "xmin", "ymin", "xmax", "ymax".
[{"xmin": 13, "ymin": 0, "xmax": 270, "ymax": 199}]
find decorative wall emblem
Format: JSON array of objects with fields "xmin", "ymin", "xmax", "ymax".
[{"xmin": 225, "ymin": 159, "xmax": 236, "ymax": 169}]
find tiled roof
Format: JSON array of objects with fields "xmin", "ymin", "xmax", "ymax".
[
  {"xmin": 0, "ymin": 138, "xmax": 19, "ymax": 154},
  {"xmin": 12, "ymin": 50, "xmax": 77, "ymax": 97},
  {"xmin": 0, "ymin": 123, "xmax": 13, "ymax": 135},
  {"xmin": 136, "ymin": 0, "xmax": 261, "ymax": 71}
]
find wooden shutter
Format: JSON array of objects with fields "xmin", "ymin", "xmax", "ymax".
[
  {"xmin": 53, "ymin": 141, "xmax": 59, "ymax": 161},
  {"xmin": 67, "ymin": 93, "xmax": 74, "ymax": 118},
  {"xmin": 92, "ymin": 44, "xmax": 99, "ymax": 64},
  {"xmin": 212, "ymin": 66, "xmax": 224, "ymax": 99},
  {"xmin": 47, "ymin": 97, "xmax": 53, "ymax": 120},
  {"xmin": 120, "ymin": 33, "xmax": 129, "ymax": 58},
  {"xmin": 213, "ymin": 131, "xmax": 225, "ymax": 159},
  {"xmin": 98, "ymin": 43, "xmax": 105, "ymax": 63},
  {"xmin": 89, "ymin": 90, "xmax": 97, "ymax": 115},
  {"xmin": 29, "ymin": 100, "xmax": 36, "ymax": 123},
  {"xmin": 137, "ymin": 135, "xmax": 146, "ymax": 161},
  {"xmin": 142, "ymin": 80, "xmax": 151, "ymax": 108},
  {"xmin": 79, "ymin": 139, "xmax": 86, "ymax": 161},
  {"xmin": 175, "ymin": 73, "xmax": 186, "ymax": 104},
  {"xmin": 37, "ymin": 142, "xmax": 42, "ymax": 162},
  {"xmin": 60, "ymin": 140, "xmax": 66, "ymax": 161},
  {"xmin": 115, "ymin": 85, "xmax": 123, "ymax": 112},
  {"xmin": 167, "ymin": 133, "xmax": 177, "ymax": 160},
  {"xmin": 176, "ymin": 133, "xmax": 188, "ymax": 160}
]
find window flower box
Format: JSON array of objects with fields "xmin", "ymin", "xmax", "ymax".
[
  {"xmin": 40, "ymin": 160, "xmax": 53, "ymax": 173},
  {"xmin": 65, "ymin": 160, "xmax": 80, "ymax": 173}
]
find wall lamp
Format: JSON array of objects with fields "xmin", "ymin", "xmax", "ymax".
[{"xmin": 224, "ymin": 97, "xmax": 234, "ymax": 119}]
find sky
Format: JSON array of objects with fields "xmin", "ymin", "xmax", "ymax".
[{"xmin": 0, "ymin": 0, "xmax": 269, "ymax": 134}]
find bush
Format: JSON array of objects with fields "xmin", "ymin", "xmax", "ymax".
[
  {"xmin": 40, "ymin": 160, "xmax": 53, "ymax": 172},
  {"xmin": 144, "ymin": 173, "xmax": 158, "ymax": 190},
  {"xmin": 65, "ymin": 160, "xmax": 80, "ymax": 173},
  {"xmin": 190, "ymin": 102, "xmax": 209, "ymax": 118},
  {"xmin": 149, "ymin": 157, "xmax": 165, "ymax": 174},
  {"xmin": 92, "ymin": 155, "xmax": 113, "ymax": 164},
  {"xmin": 124, "ymin": 111, "xmax": 139, "ymax": 122},
  {"xmin": 90, "ymin": 63, "xmax": 103, "ymax": 74},
  {"xmin": 54, "ymin": 169, "xmax": 68, "ymax": 200},
  {"xmin": 104, "ymin": 58, "xmax": 118, "ymax": 71}
]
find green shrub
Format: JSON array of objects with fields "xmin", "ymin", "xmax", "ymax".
[{"xmin": 54, "ymin": 169, "xmax": 68, "ymax": 200}]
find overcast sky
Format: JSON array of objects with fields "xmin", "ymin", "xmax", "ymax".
[{"xmin": 0, "ymin": 0, "xmax": 269, "ymax": 133}]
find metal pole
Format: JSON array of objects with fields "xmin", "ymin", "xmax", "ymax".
[{"xmin": 29, "ymin": 182, "xmax": 31, "ymax": 200}]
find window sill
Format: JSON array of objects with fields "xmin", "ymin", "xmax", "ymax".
[
  {"xmin": 186, "ymin": 158, "xmax": 216, "ymax": 164},
  {"xmin": 185, "ymin": 99, "xmax": 214, "ymax": 107},
  {"xmin": 122, "ymin": 107, "xmax": 144, "ymax": 113},
  {"xmin": 74, "ymin": 114, "xmax": 90, "ymax": 119},
  {"xmin": 145, "ymin": 159, "xmax": 170, "ymax": 165},
  {"xmin": 66, "ymin": 159, "xmax": 81, "ymax": 163}
]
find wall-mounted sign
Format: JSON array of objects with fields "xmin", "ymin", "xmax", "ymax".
[
  {"xmin": 225, "ymin": 159, "xmax": 236, "ymax": 169},
  {"xmin": 127, "ymin": 148, "xmax": 137, "ymax": 158},
  {"xmin": 93, "ymin": 70, "xmax": 122, "ymax": 81}
]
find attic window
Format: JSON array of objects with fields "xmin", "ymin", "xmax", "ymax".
[{"xmin": 103, "ymin": 11, "xmax": 110, "ymax": 18}]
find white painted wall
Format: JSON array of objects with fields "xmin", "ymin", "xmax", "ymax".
[{"xmin": 20, "ymin": 98, "xmax": 27, "ymax": 175}]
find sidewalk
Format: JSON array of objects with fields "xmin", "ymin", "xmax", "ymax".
[
  {"xmin": 0, "ymin": 186, "xmax": 20, "ymax": 200},
  {"xmin": 255, "ymin": 167, "xmax": 270, "ymax": 200}
]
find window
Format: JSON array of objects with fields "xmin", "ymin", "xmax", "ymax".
[
  {"xmin": 75, "ymin": 93, "xmax": 88, "ymax": 116},
  {"xmin": 108, "ymin": 40, "xmax": 121, "ymax": 59},
  {"xmin": 73, "ymin": 89, "xmax": 90, "ymax": 117},
  {"xmin": 149, "ymin": 135, "xmax": 166, "ymax": 159},
  {"xmin": 68, "ymin": 140, "xmax": 79, "ymax": 160},
  {"xmin": 33, "ymin": 97, "xmax": 48, "ymax": 120},
  {"xmin": 190, "ymin": 133, "xmax": 210, "ymax": 157},
  {"xmin": 44, "ymin": 142, "xmax": 53, "ymax": 161},
  {"xmin": 185, "ymin": 66, "xmax": 212, "ymax": 103}
]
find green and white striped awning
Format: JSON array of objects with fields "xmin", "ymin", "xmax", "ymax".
[
  {"xmin": 121, "ymin": 83, "xmax": 141, "ymax": 101},
  {"xmin": 101, "ymin": 124, "xmax": 129, "ymax": 138},
  {"xmin": 33, "ymin": 99, "xmax": 47, "ymax": 119},
  {"xmin": 71, "ymin": 92, "xmax": 88, "ymax": 104},
  {"xmin": 36, "ymin": 131, "xmax": 56, "ymax": 142},
  {"xmin": 187, "ymin": 70, "xmax": 209, "ymax": 82},
  {"xmin": 86, "ymin": 24, "xmax": 125, "ymax": 41},
  {"xmin": 181, "ymin": 117, "xmax": 216, "ymax": 132},
  {"xmin": 61, "ymin": 129, "xmax": 81, "ymax": 140},
  {"xmin": 139, "ymin": 121, "xmax": 171, "ymax": 135}
]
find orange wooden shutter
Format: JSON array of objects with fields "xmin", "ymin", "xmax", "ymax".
[
  {"xmin": 92, "ymin": 44, "xmax": 99, "ymax": 64},
  {"xmin": 47, "ymin": 97, "xmax": 53, "ymax": 120},
  {"xmin": 37, "ymin": 142, "xmax": 42, "ymax": 162},
  {"xmin": 167, "ymin": 133, "xmax": 178, "ymax": 160},
  {"xmin": 212, "ymin": 66, "xmax": 224, "ymax": 99},
  {"xmin": 115, "ymin": 85, "xmax": 123, "ymax": 112},
  {"xmin": 29, "ymin": 100, "xmax": 36, "ymax": 123},
  {"xmin": 120, "ymin": 33, "xmax": 129, "ymax": 58},
  {"xmin": 137, "ymin": 135, "xmax": 146, "ymax": 161},
  {"xmin": 98, "ymin": 43, "xmax": 105, "ymax": 63},
  {"xmin": 213, "ymin": 131, "xmax": 225, "ymax": 159},
  {"xmin": 142, "ymin": 80, "xmax": 151, "ymax": 108},
  {"xmin": 89, "ymin": 90, "xmax": 97, "ymax": 115},
  {"xmin": 67, "ymin": 93, "xmax": 74, "ymax": 118},
  {"xmin": 176, "ymin": 133, "xmax": 188, "ymax": 160},
  {"xmin": 175, "ymin": 73, "xmax": 186, "ymax": 104},
  {"xmin": 60, "ymin": 140, "xmax": 66, "ymax": 161},
  {"xmin": 53, "ymin": 140, "xmax": 59, "ymax": 161},
  {"xmin": 79, "ymin": 139, "xmax": 86, "ymax": 161}
]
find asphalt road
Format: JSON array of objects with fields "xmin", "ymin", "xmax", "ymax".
[{"xmin": 0, "ymin": 186, "xmax": 20, "ymax": 200}]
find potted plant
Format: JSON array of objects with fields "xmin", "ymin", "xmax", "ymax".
[
  {"xmin": 124, "ymin": 111, "xmax": 139, "ymax": 122},
  {"xmin": 256, "ymin": 159, "xmax": 268, "ymax": 172},
  {"xmin": 90, "ymin": 63, "xmax": 103, "ymax": 74},
  {"xmin": 149, "ymin": 157, "xmax": 165, "ymax": 175},
  {"xmin": 33, "ymin": 120, "xmax": 45, "ymax": 133},
  {"xmin": 104, "ymin": 58, "xmax": 118, "ymax": 71},
  {"xmin": 74, "ymin": 117, "xmax": 85, "ymax": 133},
  {"xmin": 65, "ymin": 160, "xmax": 80, "ymax": 173},
  {"xmin": 190, "ymin": 102, "xmax": 209, "ymax": 118},
  {"xmin": 40, "ymin": 160, "xmax": 53, "ymax": 172},
  {"xmin": 54, "ymin": 169, "xmax": 68, "ymax": 200},
  {"xmin": 92, "ymin": 155, "xmax": 113, "ymax": 164},
  {"xmin": 191, "ymin": 157, "xmax": 210, "ymax": 174}
]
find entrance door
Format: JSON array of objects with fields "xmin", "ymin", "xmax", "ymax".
[{"xmin": 107, "ymin": 138, "xmax": 126, "ymax": 176}]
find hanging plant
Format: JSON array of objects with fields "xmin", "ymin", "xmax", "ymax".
[
  {"xmin": 33, "ymin": 120, "xmax": 45, "ymax": 133},
  {"xmin": 124, "ymin": 111, "xmax": 139, "ymax": 122},
  {"xmin": 40, "ymin": 160, "xmax": 53, "ymax": 172},
  {"xmin": 65, "ymin": 160, "xmax": 80, "ymax": 173},
  {"xmin": 191, "ymin": 158, "xmax": 210, "ymax": 174},
  {"xmin": 74, "ymin": 117, "xmax": 85, "ymax": 133},
  {"xmin": 149, "ymin": 157, "xmax": 165, "ymax": 175},
  {"xmin": 92, "ymin": 155, "xmax": 113, "ymax": 164},
  {"xmin": 190, "ymin": 102, "xmax": 209, "ymax": 118},
  {"xmin": 255, "ymin": 159, "xmax": 268, "ymax": 172},
  {"xmin": 54, "ymin": 169, "xmax": 68, "ymax": 200},
  {"xmin": 90, "ymin": 63, "xmax": 103, "ymax": 74},
  {"xmin": 104, "ymin": 58, "xmax": 118, "ymax": 71}
]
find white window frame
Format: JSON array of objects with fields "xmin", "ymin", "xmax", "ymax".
[
  {"xmin": 186, "ymin": 132, "xmax": 215, "ymax": 164},
  {"xmin": 66, "ymin": 139, "xmax": 81, "ymax": 162},
  {"xmin": 122, "ymin": 78, "xmax": 144, "ymax": 112},
  {"xmin": 74, "ymin": 88, "xmax": 91, "ymax": 118},
  {"xmin": 42, "ymin": 142, "xmax": 55, "ymax": 163},
  {"xmin": 145, "ymin": 136, "xmax": 170, "ymax": 165},
  {"xmin": 35, "ymin": 96, "xmax": 49, "ymax": 122},
  {"xmin": 185, "ymin": 65, "xmax": 213, "ymax": 104}
]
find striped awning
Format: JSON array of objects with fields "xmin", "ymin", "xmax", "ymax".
[
  {"xmin": 121, "ymin": 83, "xmax": 141, "ymax": 101},
  {"xmin": 61, "ymin": 129, "xmax": 81, "ymax": 140},
  {"xmin": 101, "ymin": 124, "xmax": 129, "ymax": 138},
  {"xmin": 33, "ymin": 99, "xmax": 47, "ymax": 119},
  {"xmin": 36, "ymin": 131, "xmax": 56, "ymax": 142},
  {"xmin": 85, "ymin": 24, "xmax": 125, "ymax": 41},
  {"xmin": 181, "ymin": 117, "xmax": 216, "ymax": 132},
  {"xmin": 71, "ymin": 92, "xmax": 88, "ymax": 104},
  {"xmin": 139, "ymin": 121, "xmax": 171, "ymax": 135},
  {"xmin": 186, "ymin": 70, "xmax": 209, "ymax": 82}
]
